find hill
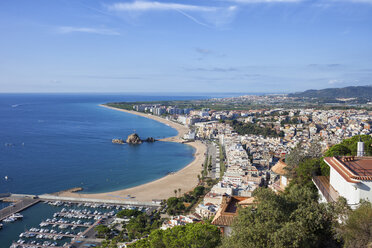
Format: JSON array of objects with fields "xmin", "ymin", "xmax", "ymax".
[{"xmin": 288, "ymin": 85, "xmax": 372, "ymax": 99}]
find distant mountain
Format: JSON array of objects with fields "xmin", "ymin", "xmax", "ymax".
[{"xmin": 288, "ymin": 85, "xmax": 372, "ymax": 99}]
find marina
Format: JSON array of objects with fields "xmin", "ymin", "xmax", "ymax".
[{"xmin": 0, "ymin": 196, "xmax": 156, "ymax": 248}]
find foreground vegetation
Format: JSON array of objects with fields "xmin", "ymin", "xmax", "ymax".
[
  {"xmin": 221, "ymin": 135, "xmax": 372, "ymax": 248},
  {"xmin": 129, "ymin": 222, "xmax": 221, "ymax": 248}
]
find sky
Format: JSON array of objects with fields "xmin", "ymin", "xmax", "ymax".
[{"xmin": 0, "ymin": 0, "xmax": 372, "ymax": 93}]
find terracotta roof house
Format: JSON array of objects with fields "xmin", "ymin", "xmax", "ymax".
[
  {"xmin": 313, "ymin": 141, "xmax": 372, "ymax": 208},
  {"xmin": 270, "ymin": 158, "xmax": 289, "ymax": 192},
  {"xmin": 211, "ymin": 195, "xmax": 255, "ymax": 236}
]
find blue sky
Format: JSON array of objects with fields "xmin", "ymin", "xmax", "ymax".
[{"xmin": 0, "ymin": 0, "xmax": 371, "ymax": 93}]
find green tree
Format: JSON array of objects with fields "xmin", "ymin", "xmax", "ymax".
[
  {"xmin": 193, "ymin": 186, "xmax": 205, "ymax": 198},
  {"xmin": 117, "ymin": 209, "xmax": 142, "ymax": 218},
  {"xmin": 126, "ymin": 213, "xmax": 158, "ymax": 240},
  {"xmin": 95, "ymin": 225, "xmax": 110, "ymax": 238},
  {"xmin": 338, "ymin": 201, "xmax": 372, "ymax": 248},
  {"xmin": 325, "ymin": 135, "xmax": 372, "ymax": 157},
  {"xmin": 129, "ymin": 222, "xmax": 221, "ymax": 248},
  {"xmin": 285, "ymin": 143, "xmax": 307, "ymax": 178},
  {"xmin": 293, "ymin": 158, "xmax": 322, "ymax": 187},
  {"xmin": 325, "ymin": 144, "xmax": 352, "ymax": 157},
  {"xmin": 221, "ymin": 186, "xmax": 340, "ymax": 248}
]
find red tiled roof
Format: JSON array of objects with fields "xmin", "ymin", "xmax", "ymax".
[
  {"xmin": 324, "ymin": 157, "xmax": 372, "ymax": 183},
  {"xmin": 271, "ymin": 159, "xmax": 287, "ymax": 175},
  {"xmin": 211, "ymin": 196, "xmax": 253, "ymax": 227}
]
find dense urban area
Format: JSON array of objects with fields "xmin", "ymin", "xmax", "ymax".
[{"xmin": 98, "ymin": 93, "xmax": 372, "ymax": 248}]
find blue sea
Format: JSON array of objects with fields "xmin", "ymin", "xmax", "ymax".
[{"xmin": 0, "ymin": 93, "xmax": 208, "ymax": 195}]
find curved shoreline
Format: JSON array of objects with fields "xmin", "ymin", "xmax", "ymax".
[
  {"xmin": 57, "ymin": 105, "xmax": 206, "ymax": 202},
  {"xmin": 99, "ymin": 104, "xmax": 189, "ymax": 142}
]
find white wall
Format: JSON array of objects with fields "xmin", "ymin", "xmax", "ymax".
[
  {"xmin": 329, "ymin": 167, "xmax": 372, "ymax": 205},
  {"xmin": 357, "ymin": 180, "xmax": 372, "ymax": 202},
  {"xmin": 281, "ymin": 176, "xmax": 287, "ymax": 187}
]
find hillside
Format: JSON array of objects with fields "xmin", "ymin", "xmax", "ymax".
[{"xmin": 288, "ymin": 85, "xmax": 372, "ymax": 99}]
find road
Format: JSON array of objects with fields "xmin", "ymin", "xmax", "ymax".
[{"xmin": 205, "ymin": 141, "xmax": 219, "ymax": 179}]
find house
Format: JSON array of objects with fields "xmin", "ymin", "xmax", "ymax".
[
  {"xmin": 313, "ymin": 141, "xmax": 372, "ymax": 208},
  {"xmin": 195, "ymin": 203, "xmax": 218, "ymax": 219},
  {"xmin": 161, "ymin": 215, "xmax": 195, "ymax": 230},
  {"xmin": 270, "ymin": 158, "xmax": 288, "ymax": 192},
  {"xmin": 211, "ymin": 196, "xmax": 254, "ymax": 236}
]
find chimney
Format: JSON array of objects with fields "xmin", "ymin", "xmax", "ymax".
[{"xmin": 357, "ymin": 137, "xmax": 364, "ymax": 157}]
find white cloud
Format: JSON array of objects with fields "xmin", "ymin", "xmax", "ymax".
[
  {"xmin": 328, "ymin": 79, "xmax": 342, "ymax": 85},
  {"xmin": 57, "ymin": 26, "xmax": 120, "ymax": 36},
  {"xmin": 107, "ymin": 1, "xmax": 217, "ymax": 12},
  {"xmin": 106, "ymin": 1, "xmax": 238, "ymax": 28}
]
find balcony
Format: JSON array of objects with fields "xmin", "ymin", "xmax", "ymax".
[{"xmin": 312, "ymin": 176, "xmax": 339, "ymax": 202}]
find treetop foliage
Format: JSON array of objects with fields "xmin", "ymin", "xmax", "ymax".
[
  {"xmin": 221, "ymin": 186, "xmax": 343, "ymax": 248},
  {"xmin": 129, "ymin": 222, "xmax": 221, "ymax": 248},
  {"xmin": 325, "ymin": 135, "xmax": 372, "ymax": 157}
]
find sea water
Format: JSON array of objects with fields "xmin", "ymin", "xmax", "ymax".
[{"xmin": 0, "ymin": 94, "xmax": 201, "ymax": 195}]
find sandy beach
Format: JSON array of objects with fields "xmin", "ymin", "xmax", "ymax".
[{"xmin": 57, "ymin": 105, "xmax": 206, "ymax": 203}]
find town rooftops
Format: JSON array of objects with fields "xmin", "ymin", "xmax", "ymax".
[
  {"xmin": 324, "ymin": 156, "xmax": 372, "ymax": 183},
  {"xmin": 211, "ymin": 196, "xmax": 254, "ymax": 227},
  {"xmin": 271, "ymin": 159, "xmax": 287, "ymax": 175}
]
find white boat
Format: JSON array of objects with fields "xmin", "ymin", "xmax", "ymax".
[
  {"xmin": 11, "ymin": 213, "xmax": 23, "ymax": 219},
  {"xmin": 3, "ymin": 217, "xmax": 16, "ymax": 223},
  {"xmin": 0, "ymin": 223, "xmax": 3, "ymax": 229},
  {"xmin": 4, "ymin": 176, "xmax": 8, "ymax": 180}
]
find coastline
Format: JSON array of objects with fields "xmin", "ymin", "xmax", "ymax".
[
  {"xmin": 99, "ymin": 104, "xmax": 189, "ymax": 142},
  {"xmin": 57, "ymin": 104, "xmax": 206, "ymax": 202}
]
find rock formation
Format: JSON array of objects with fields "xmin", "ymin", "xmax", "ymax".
[
  {"xmin": 126, "ymin": 133, "xmax": 142, "ymax": 144},
  {"xmin": 112, "ymin": 138, "xmax": 125, "ymax": 144},
  {"xmin": 145, "ymin": 137, "xmax": 156, "ymax": 143}
]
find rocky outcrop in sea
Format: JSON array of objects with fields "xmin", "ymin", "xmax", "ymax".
[
  {"xmin": 126, "ymin": 133, "xmax": 142, "ymax": 144},
  {"xmin": 112, "ymin": 133, "xmax": 156, "ymax": 145},
  {"xmin": 112, "ymin": 138, "xmax": 125, "ymax": 144}
]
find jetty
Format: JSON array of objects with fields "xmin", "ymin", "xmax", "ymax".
[
  {"xmin": 24, "ymin": 231, "xmax": 78, "ymax": 238},
  {"xmin": 11, "ymin": 243, "xmax": 63, "ymax": 248},
  {"xmin": 41, "ymin": 221, "xmax": 91, "ymax": 227},
  {"xmin": 0, "ymin": 195, "xmax": 39, "ymax": 221}
]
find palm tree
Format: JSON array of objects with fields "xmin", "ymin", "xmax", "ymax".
[
  {"xmin": 174, "ymin": 189, "xmax": 177, "ymax": 197},
  {"xmin": 178, "ymin": 188, "xmax": 181, "ymax": 197}
]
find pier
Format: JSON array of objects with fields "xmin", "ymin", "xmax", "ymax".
[
  {"xmin": 0, "ymin": 197, "xmax": 40, "ymax": 221},
  {"xmin": 11, "ymin": 243, "xmax": 63, "ymax": 248},
  {"xmin": 24, "ymin": 231, "xmax": 78, "ymax": 238},
  {"xmin": 41, "ymin": 221, "xmax": 91, "ymax": 227},
  {"xmin": 56, "ymin": 212, "xmax": 109, "ymax": 218}
]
